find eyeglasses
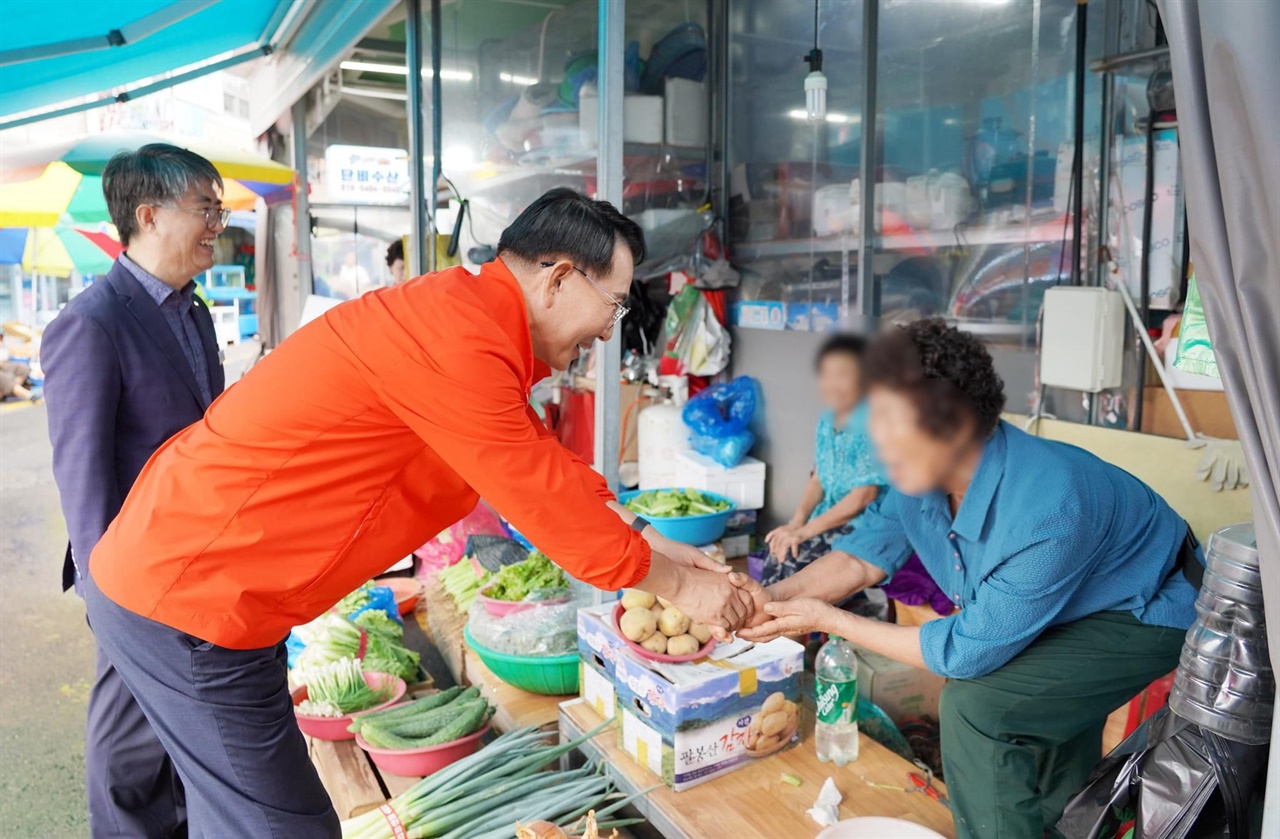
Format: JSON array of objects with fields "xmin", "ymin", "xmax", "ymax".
[
  {"xmin": 167, "ymin": 205, "xmax": 231, "ymax": 229},
  {"xmin": 540, "ymin": 261, "xmax": 630, "ymax": 326}
]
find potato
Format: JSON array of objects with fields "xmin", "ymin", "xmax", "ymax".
[
  {"xmin": 650, "ymin": 603, "xmax": 665, "ymax": 620},
  {"xmin": 620, "ymin": 607, "xmax": 658, "ymax": 642},
  {"xmin": 783, "ymin": 702, "xmax": 799, "ymax": 730},
  {"xmin": 656, "ymin": 596, "xmax": 673, "ymax": 610},
  {"xmin": 761, "ymin": 711, "xmax": 789, "ymax": 738},
  {"xmin": 688, "ymin": 622, "xmax": 712, "ymax": 644},
  {"xmin": 657, "ymin": 607, "xmax": 691, "ymax": 637},
  {"xmin": 746, "ymin": 727, "xmax": 762, "ymax": 749},
  {"xmin": 754, "ymin": 734, "xmax": 781, "ymax": 752},
  {"xmin": 620, "ymin": 589, "xmax": 657, "ymax": 611},
  {"xmin": 666, "ymin": 633, "xmax": 700, "ymax": 656},
  {"xmin": 640, "ymin": 633, "xmax": 668, "ymax": 654},
  {"xmin": 762, "ymin": 692, "xmax": 787, "ymax": 715}
]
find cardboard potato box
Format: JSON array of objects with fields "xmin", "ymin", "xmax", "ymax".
[
  {"xmin": 578, "ymin": 606, "xmax": 631, "ymax": 721},
  {"xmin": 852, "ymin": 644, "xmax": 945, "ymax": 725},
  {"xmin": 611, "ymin": 629, "xmax": 805, "ymax": 791}
]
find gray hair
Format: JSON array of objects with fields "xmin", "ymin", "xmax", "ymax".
[{"xmin": 102, "ymin": 143, "xmax": 224, "ymax": 245}]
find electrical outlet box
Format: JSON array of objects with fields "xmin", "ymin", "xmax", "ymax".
[{"xmin": 1040, "ymin": 286, "xmax": 1125, "ymax": 392}]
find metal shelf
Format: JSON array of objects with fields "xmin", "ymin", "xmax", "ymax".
[{"xmin": 733, "ymin": 217, "xmax": 1072, "ymax": 260}]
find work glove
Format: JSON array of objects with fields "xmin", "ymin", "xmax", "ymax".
[{"xmin": 1186, "ymin": 435, "xmax": 1250, "ymax": 492}]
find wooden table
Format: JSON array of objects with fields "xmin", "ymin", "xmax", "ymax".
[
  {"xmin": 305, "ymin": 682, "xmax": 436, "ymax": 820},
  {"xmin": 560, "ymin": 698, "xmax": 956, "ymax": 839}
]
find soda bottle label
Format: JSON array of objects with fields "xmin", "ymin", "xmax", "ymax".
[{"xmin": 815, "ymin": 675, "xmax": 856, "ymax": 725}]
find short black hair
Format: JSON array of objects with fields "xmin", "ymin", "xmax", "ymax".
[
  {"xmin": 102, "ymin": 144, "xmax": 223, "ymax": 246},
  {"xmin": 815, "ymin": 333, "xmax": 866, "ymax": 371},
  {"xmin": 497, "ymin": 187, "xmax": 646, "ymax": 276},
  {"xmin": 863, "ymin": 318, "xmax": 1006, "ymax": 439},
  {"xmin": 386, "ymin": 238, "xmax": 404, "ymax": 267}
]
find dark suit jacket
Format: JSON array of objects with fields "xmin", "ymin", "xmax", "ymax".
[{"xmin": 43, "ymin": 259, "xmax": 225, "ymax": 591}]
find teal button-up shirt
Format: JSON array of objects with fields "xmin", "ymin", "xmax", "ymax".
[{"xmin": 837, "ymin": 421, "xmax": 1199, "ymax": 679}]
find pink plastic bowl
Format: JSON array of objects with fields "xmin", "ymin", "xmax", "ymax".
[
  {"xmin": 355, "ymin": 722, "xmax": 491, "ymax": 777},
  {"xmin": 291, "ymin": 672, "xmax": 407, "ymax": 741},
  {"xmin": 612, "ymin": 603, "xmax": 717, "ymax": 664},
  {"xmin": 477, "ymin": 590, "xmax": 570, "ymax": 618}
]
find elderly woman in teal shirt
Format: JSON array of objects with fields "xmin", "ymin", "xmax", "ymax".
[
  {"xmin": 741, "ymin": 320, "xmax": 1199, "ymax": 839},
  {"xmin": 762, "ymin": 335, "xmax": 887, "ymax": 587}
]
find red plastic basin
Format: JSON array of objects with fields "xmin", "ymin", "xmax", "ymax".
[
  {"xmin": 378, "ymin": 577, "xmax": 424, "ymax": 616},
  {"xmin": 355, "ymin": 723, "xmax": 491, "ymax": 777},
  {"xmin": 291, "ymin": 672, "xmax": 407, "ymax": 741}
]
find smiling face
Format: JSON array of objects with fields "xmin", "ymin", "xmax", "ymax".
[
  {"xmin": 527, "ymin": 241, "xmax": 633, "ymax": 371},
  {"xmin": 129, "ymin": 179, "xmax": 225, "ymax": 286},
  {"xmin": 867, "ymin": 385, "xmax": 976, "ymax": 496}
]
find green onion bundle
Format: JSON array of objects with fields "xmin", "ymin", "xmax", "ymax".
[
  {"xmin": 297, "ymin": 658, "xmax": 392, "ymax": 717},
  {"xmin": 340, "ymin": 725, "xmax": 650, "ymax": 839}
]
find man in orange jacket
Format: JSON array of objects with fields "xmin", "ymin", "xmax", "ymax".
[{"xmin": 84, "ymin": 188, "xmax": 756, "ymax": 836}]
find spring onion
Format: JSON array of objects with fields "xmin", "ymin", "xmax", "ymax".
[
  {"xmin": 340, "ymin": 724, "xmax": 654, "ymax": 839},
  {"xmin": 296, "ymin": 658, "xmax": 391, "ymax": 717}
]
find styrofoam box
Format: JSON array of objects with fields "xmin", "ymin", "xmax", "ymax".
[
  {"xmin": 579, "ymin": 91, "xmax": 664, "ymax": 146},
  {"xmin": 674, "ymin": 451, "xmax": 766, "ymax": 512}
]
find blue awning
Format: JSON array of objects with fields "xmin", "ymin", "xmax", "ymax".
[
  {"xmin": 0, "ymin": 0, "xmax": 396, "ymax": 129},
  {"xmin": 0, "ymin": 1, "xmax": 293, "ymax": 122}
]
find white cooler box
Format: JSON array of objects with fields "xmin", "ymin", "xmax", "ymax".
[{"xmin": 674, "ymin": 451, "xmax": 765, "ymax": 511}]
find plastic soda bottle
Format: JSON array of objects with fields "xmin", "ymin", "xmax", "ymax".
[{"xmin": 814, "ymin": 635, "xmax": 859, "ymax": 765}]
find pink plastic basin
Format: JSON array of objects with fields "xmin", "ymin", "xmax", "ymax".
[
  {"xmin": 612, "ymin": 603, "xmax": 717, "ymax": 663},
  {"xmin": 378, "ymin": 577, "xmax": 424, "ymax": 616},
  {"xmin": 291, "ymin": 672, "xmax": 407, "ymax": 741},
  {"xmin": 477, "ymin": 590, "xmax": 570, "ymax": 618},
  {"xmin": 355, "ymin": 722, "xmax": 491, "ymax": 777}
]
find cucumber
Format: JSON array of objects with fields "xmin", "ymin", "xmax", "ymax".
[
  {"xmin": 411, "ymin": 699, "xmax": 490, "ymax": 746},
  {"xmin": 348, "ymin": 687, "xmax": 465, "ymax": 733},
  {"xmin": 386, "ymin": 698, "xmax": 486, "ymax": 738},
  {"xmin": 361, "ymin": 701, "xmax": 491, "ymax": 749}
]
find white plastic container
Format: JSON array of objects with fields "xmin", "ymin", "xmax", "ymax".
[
  {"xmin": 673, "ymin": 450, "xmax": 766, "ymax": 511},
  {"xmin": 637, "ymin": 403, "xmax": 691, "ymax": 491}
]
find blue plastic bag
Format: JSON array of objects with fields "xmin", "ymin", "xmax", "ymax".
[{"xmin": 682, "ymin": 377, "xmax": 759, "ymax": 468}]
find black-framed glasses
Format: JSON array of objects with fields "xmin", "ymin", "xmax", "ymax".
[
  {"xmin": 168, "ymin": 205, "xmax": 231, "ymax": 229},
  {"xmin": 540, "ymin": 261, "xmax": 630, "ymax": 326}
]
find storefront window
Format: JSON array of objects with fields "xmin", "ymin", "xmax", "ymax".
[{"xmin": 726, "ymin": 0, "xmax": 866, "ymax": 332}]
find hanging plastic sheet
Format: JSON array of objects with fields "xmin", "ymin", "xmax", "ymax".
[{"xmin": 1174, "ymin": 271, "xmax": 1219, "ymax": 378}]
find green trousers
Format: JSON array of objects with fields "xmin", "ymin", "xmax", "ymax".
[{"xmin": 939, "ymin": 611, "xmax": 1184, "ymax": 839}]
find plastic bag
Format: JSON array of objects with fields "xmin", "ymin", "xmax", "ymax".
[
  {"xmin": 1174, "ymin": 270, "xmax": 1219, "ymax": 378},
  {"xmin": 466, "ymin": 594, "xmax": 582, "ymax": 658},
  {"xmin": 414, "ymin": 501, "xmax": 506, "ymax": 575},
  {"xmin": 660, "ymin": 285, "xmax": 730, "ymax": 377},
  {"xmin": 682, "ymin": 376, "xmax": 759, "ymax": 467}
]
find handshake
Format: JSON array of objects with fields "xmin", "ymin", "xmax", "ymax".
[{"xmin": 646, "ymin": 537, "xmax": 834, "ymax": 645}]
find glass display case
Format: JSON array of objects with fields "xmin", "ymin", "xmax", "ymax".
[{"xmin": 728, "ymin": 0, "xmax": 1105, "ymax": 345}]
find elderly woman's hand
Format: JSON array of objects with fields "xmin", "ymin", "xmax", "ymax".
[
  {"xmin": 765, "ymin": 523, "xmax": 810, "ymax": 561},
  {"xmin": 736, "ymin": 598, "xmax": 838, "ymax": 643}
]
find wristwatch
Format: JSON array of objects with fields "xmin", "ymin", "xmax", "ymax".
[{"xmin": 631, "ymin": 516, "xmax": 651, "ymax": 533}]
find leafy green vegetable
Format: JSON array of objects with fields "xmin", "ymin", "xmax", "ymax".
[
  {"xmin": 296, "ymin": 657, "xmax": 393, "ymax": 717},
  {"xmin": 624, "ymin": 488, "xmax": 731, "ymax": 518},
  {"xmin": 481, "ymin": 551, "xmax": 568, "ymax": 602},
  {"xmin": 335, "ymin": 580, "xmax": 375, "ymax": 615},
  {"xmin": 437, "ymin": 561, "xmax": 491, "ymax": 613}
]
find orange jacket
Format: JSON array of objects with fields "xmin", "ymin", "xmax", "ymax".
[{"xmin": 90, "ymin": 260, "xmax": 650, "ymax": 649}]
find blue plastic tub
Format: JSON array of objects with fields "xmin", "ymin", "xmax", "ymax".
[{"xmin": 617, "ymin": 489, "xmax": 736, "ymax": 546}]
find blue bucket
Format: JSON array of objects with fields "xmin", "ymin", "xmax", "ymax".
[{"xmin": 617, "ymin": 489, "xmax": 736, "ymax": 546}]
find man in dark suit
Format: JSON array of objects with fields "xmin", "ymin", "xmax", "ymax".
[{"xmin": 43, "ymin": 143, "xmax": 227, "ymax": 838}]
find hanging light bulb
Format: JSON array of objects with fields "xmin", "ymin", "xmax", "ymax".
[
  {"xmin": 803, "ymin": 0, "xmax": 826, "ymax": 123},
  {"xmin": 804, "ymin": 63, "xmax": 827, "ymax": 123}
]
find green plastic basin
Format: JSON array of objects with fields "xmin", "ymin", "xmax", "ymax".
[{"xmin": 464, "ymin": 627, "xmax": 580, "ymax": 696}]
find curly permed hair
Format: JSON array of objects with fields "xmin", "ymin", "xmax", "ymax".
[{"xmin": 863, "ymin": 318, "xmax": 1006, "ymax": 439}]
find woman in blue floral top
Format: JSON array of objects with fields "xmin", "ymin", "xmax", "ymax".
[{"xmin": 762, "ymin": 335, "xmax": 888, "ymax": 586}]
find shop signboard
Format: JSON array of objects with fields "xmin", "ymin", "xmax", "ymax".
[{"xmin": 323, "ymin": 145, "xmax": 409, "ymax": 205}]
